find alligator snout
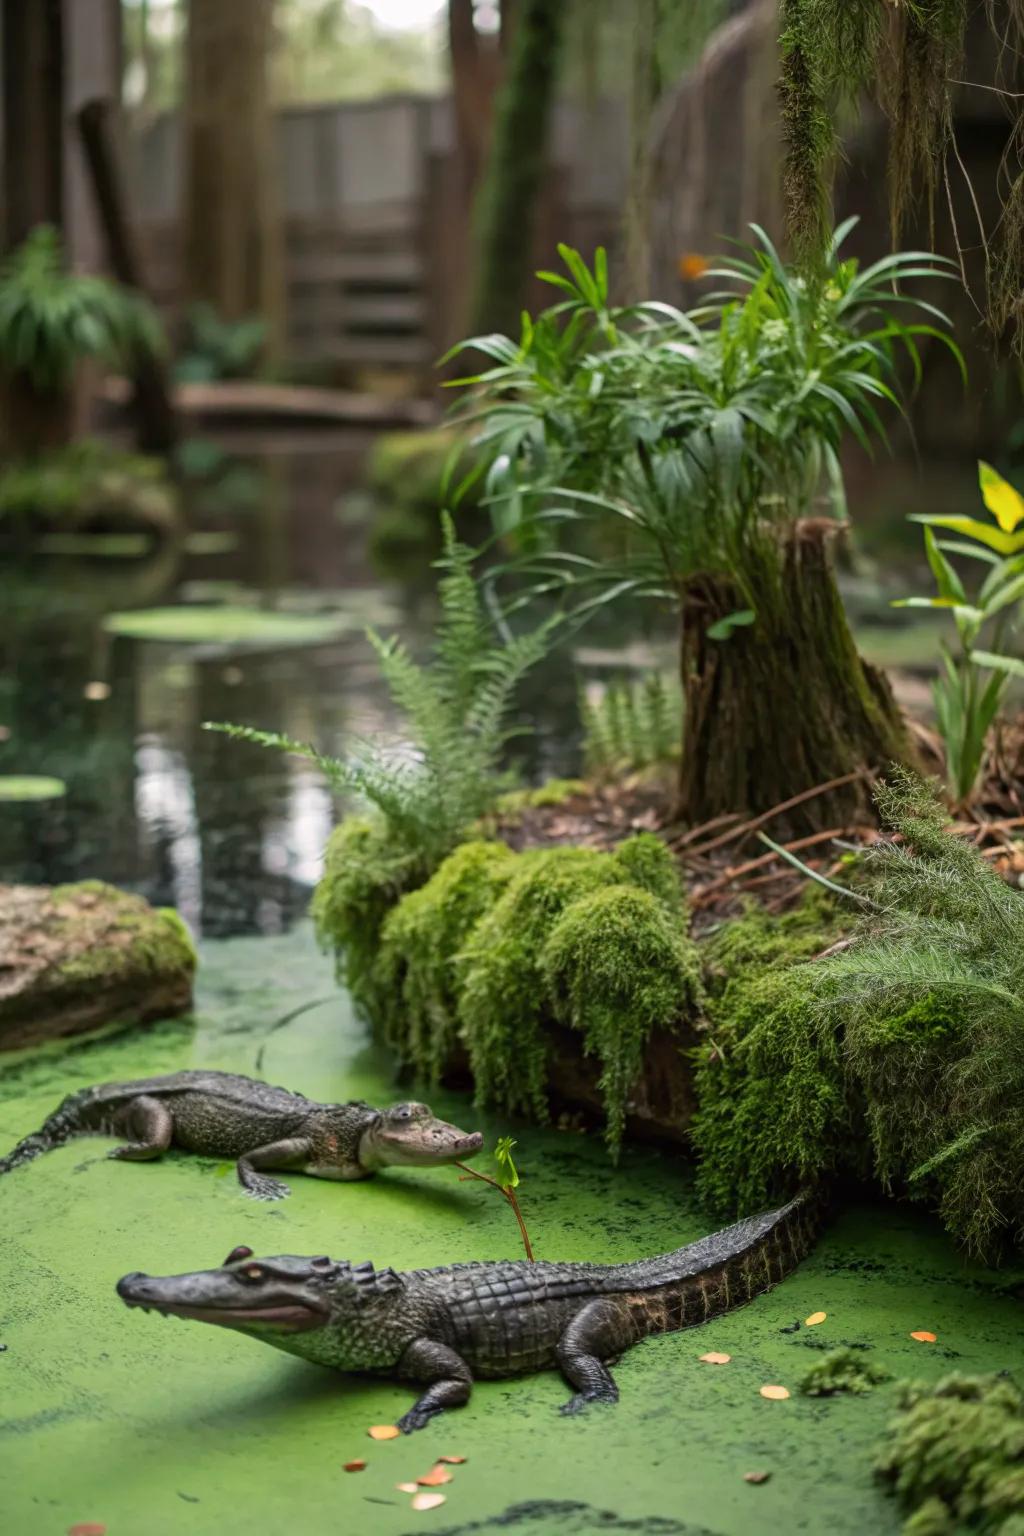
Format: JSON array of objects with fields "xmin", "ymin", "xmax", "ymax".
[
  {"xmin": 456, "ymin": 1132, "xmax": 484, "ymax": 1155},
  {"xmin": 117, "ymin": 1271, "xmax": 157, "ymax": 1305}
]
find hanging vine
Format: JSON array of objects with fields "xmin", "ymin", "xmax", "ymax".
[{"xmin": 778, "ymin": 0, "xmax": 1024, "ymax": 346}]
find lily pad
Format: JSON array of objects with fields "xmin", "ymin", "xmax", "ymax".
[
  {"xmin": 0, "ymin": 776, "xmax": 66, "ymax": 802},
  {"xmin": 102, "ymin": 606, "xmax": 353, "ymax": 649}
]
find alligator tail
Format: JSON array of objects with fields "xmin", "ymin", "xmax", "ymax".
[{"xmin": 0, "ymin": 1094, "xmax": 86, "ymax": 1174}]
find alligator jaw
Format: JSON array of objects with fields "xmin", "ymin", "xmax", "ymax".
[{"xmin": 116, "ymin": 1273, "xmax": 327, "ymax": 1332}]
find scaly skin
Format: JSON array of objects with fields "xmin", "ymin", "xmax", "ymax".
[
  {"xmin": 117, "ymin": 1191, "xmax": 819, "ymax": 1428},
  {"xmin": 0, "ymin": 1071, "xmax": 483, "ymax": 1199}
]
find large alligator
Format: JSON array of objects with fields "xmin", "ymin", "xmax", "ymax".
[
  {"xmin": 0, "ymin": 1071, "xmax": 483, "ymax": 1198},
  {"xmin": 116, "ymin": 1190, "xmax": 818, "ymax": 1429}
]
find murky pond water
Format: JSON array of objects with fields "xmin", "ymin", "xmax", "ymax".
[{"xmin": 0, "ymin": 433, "xmax": 584, "ymax": 936}]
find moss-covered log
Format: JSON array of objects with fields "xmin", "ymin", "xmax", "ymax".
[
  {"xmin": 678, "ymin": 521, "xmax": 915, "ymax": 833},
  {"xmin": 0, "ymin": 881, "xmax": 196, "ymax": 1048}
]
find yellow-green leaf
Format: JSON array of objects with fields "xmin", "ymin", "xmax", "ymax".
[
  {"xmin": 979, "ymin": 460, "xmax": 1024, "ymax": 533},
  {"xmin": 910, "ymin": 515, "xmax": 1024, "ymax": 557}
]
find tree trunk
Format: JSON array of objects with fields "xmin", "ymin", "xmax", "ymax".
[
  {"xmin": 183, "ymin": 0, "xmax": 284, "ymax": 355},
  {"xmin": 677, "ymin": 522, "xmax": 916, "ymax": 835},
  {"xmin": 467, "ymin": 0, "xmax": 565, "ymax": 337},
  {"xmin": 1, "ymin": 0, "xmax": 64, "ymax": 252}
]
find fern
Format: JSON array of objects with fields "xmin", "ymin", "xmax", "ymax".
[
  {"xmin": 205, "ymin": 515, "xmax": 552, "ymax": 874},
  {"xmin": 816, "ymin": 769, "xmax": 1024, "ymax": 1257},
  {"xmin": 580, "ymin": 671, "xmax": 681, "ymax": 779}
]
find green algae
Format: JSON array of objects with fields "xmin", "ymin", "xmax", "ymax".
[
  {"xmin": 2, "ymin": 923, "xmax": 1024, "ymax": 1536},
  {"xmin": 103, "ymin": 605, "xmax": 353, "ymax": 648}
]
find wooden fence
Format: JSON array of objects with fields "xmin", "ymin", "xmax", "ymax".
[{"xmin": 126, "ymin": 94, "xmax": 628, "ymax": 381}]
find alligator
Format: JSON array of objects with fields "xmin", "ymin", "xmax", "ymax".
[
  {"xmin": 116, "ymin": 1190, "xmax": 818, "ymax": 1429},
  {"xmin": 0, "ymin": 1070, "xmax": 484, "ymax": 1199}
]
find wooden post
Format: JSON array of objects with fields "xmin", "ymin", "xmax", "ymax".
[
  {"xmin": 75, "ymin": 98, "xmax": 178, "ymax": 454},
  {"xmin": 1, "ymin": 0, "xmax": 64, "ymax": 249}
]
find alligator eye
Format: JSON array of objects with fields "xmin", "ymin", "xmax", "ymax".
[
  {"xmin": 222, "ymin": 1245, "xmax": 254, "ymax": 1266},
  {"xmin": 239, "ymin": 1265, "xmax": 265, "ymax": 1282},
  {"xmin": 311, "ymin": 1256, "xmax": 331, "ymax": 1269}
]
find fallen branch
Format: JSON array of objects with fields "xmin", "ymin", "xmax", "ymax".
[
  {"xmin": 691, "ymin": 826, "xmax": 849, "ymax": 905},
  {"xmin": 679, "ymin": 771, "xmax": 869, "ymax": 860}
]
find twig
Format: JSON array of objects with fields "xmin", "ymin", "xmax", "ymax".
[
  {"xmin": 455, "ymin": 1161, "xmax": 535, "ymax": 1262},
  {"xmin": 692, "ymin": 827, "xmax": 849, "ymax": 903},
  {"xmin": 680, "ymin": 772, "xmax": 868, "ymax": 859},
  {"xmin": 756, "ymin": 832, "xmax": 878, "ymax": 907},
  {"xmin": 669, "ymin": 811, "xmax": 743, "ymax": 849}
]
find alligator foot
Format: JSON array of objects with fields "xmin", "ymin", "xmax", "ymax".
[
  {"xmin": 242, "ymin": 1173, "xmax": 290, "ymax": 1201},
  {"xmin": 559, "ymin": 1387, "xmax": 618, "ymax": 1416}
]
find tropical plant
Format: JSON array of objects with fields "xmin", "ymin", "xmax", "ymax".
[
  {"xmin": 448, "ymin": 227, "xmax": 962, "ymax": 832},
  {"xmin": 205, "ymin": 515, "xmax": 552, "ymax": 874},
  {"xmin": 579, "ymin": 671, "xmax": 681, "ymax": 779},
  {"xmin": 0, "ymin": 225, "xmax": 163, "ymax": 395},
  {"xmin": 174, "ymin": 302, "xmax": 267, "ymax": 383},
  {"xmin": 894, "ymin": 460, "xmax": 1024, "ymax": 803}
]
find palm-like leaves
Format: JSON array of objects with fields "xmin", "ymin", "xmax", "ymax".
[
  {"xmin": 447, "ymin": 225, "xmax": 961, "ymax": 611},
  {"xmin": 0, "ymin": 226, "xmax": 164, "ymax": 392}
]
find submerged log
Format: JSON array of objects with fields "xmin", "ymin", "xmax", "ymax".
[{"xmin": 0, "ymin": 881, "xmax": 195, "ymax": 1049}]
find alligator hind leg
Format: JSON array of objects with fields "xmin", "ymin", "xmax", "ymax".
[
  {"xmin": 236, "ymin": 1137, "xmax": 312, "ymax": 1201},
  {"xmin": 108, "ymin": 1097, "xmax": 173, "ymax": 1162},
  {"xmin": 556, "ymin": 1299, "xmax": 632, "ymax": 1416},
  {"xmin": 395, "ymin": 1338, "xmax": 473, "ymax": 1432}
]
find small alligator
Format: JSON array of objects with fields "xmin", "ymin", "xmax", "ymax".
[
  {"xmin": 0, "ymin": 1070, "xmax": 484, "ymax": 1199},
  {"xmin": 116, "ymin": 1190, "xmax": 818, "ymax": 1429}
]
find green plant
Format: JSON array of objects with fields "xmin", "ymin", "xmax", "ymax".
[
  {"xmin": 0, "ymin": 226, "xmax": 163, "ymax": 393},
  {"xmin": 0, "ymin": 440, "xmax": 177, "ymax": 538},
  {"xmin": 579, "ymin": 672, "xmax": 681, "ymax": 779},
  {"xmin": 800, "ymin": 1348, "xmax": 890, "ymax": 1397},
  {"xmin": 456, "ymin": 1136, "xmax": 535, "ymax": 1262},
  {"xmin": 175, "ymin": 302, "xmax": 266, "ymax": 383},
  {"xmin": 876, "ymin": 1374, "xmax": 1024, "ymax": 1533},
  {"xmin": 448, "ymin": 230, "xmax": 959, "ymax": 831},
  {"xmin": 894, "ymin": 460, "xmax": 1024, "ymax": 803},
  {"xmin": 206, "ymin": 515, "xmax": 552, "ymax": 875},
  {"xmin": 818, "ymin": 770, "xmax": 1024, "ymax": 1258}
]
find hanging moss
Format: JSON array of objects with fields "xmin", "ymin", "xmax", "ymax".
[
  {"xmin": 458, "ymin": 843, "xmax": 653, "ymax": 1122},
  {"xmin": 875, "ymin": 1374, "xmax": 1024, "ymax": 1533},
  {"xmin": 374, "ymin": 839, "xmax": 519, "ymax": 1080},
  {"xmin": 800, "ymin": 1348, "xmax": 890, "ymax": 1398},
  {"xmin": 541, "ymin": 884, "xmax": 702, "ymax": 1152},
  {"xmin": 311, "ymin": 815, "xmax": 424, "ymax": 1022},
  {"xmin": 691, "ymin": 962, "xmax": 860, "ymax": 1217}
]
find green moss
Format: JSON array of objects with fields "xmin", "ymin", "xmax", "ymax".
[
  {"xmin": 52, "ymin": 886, "xmax": 196, "ymax": 985},
  {"xmin": 541, "ymin": 884, "xmax": 702, "ymax": 1153},
  {"xmin": 311, "ymin": 815, "xmax": 424, "ymax": 1021},
  {"xmin": 692, "ymin": 964, "xmax": 858, "ymax": 1216},
  {"xmin": 703, "ymin": 888, "xmax": 840, "ymax": 988},
  {"xmin": 0, "ymin": 440, "xmax": 178, "ymax": 538},
  {"xmin": 493, "ymin": 777, "xmax": 588, "ymax": 818},
  {"xmin": 876, "ymin": 1374, "xmax": 1024, "ymax": 1533},
  {"xmin": 375, "ymin": 839, "xmax": 519, "ymax": 1079},
  {"xmin": 458, "ymin": 835, "xmax": 690, "ymax": 1132},
  {"xmin": 800, "ymin": 1348, "xmax": 890, "ymax": 1397}
]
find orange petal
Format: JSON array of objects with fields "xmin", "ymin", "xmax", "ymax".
[
  {"xmin": 699, "ymin": 1351, "xmax": 732, "ymax": 1365},
  {"xmin": 68, "ymin": 1527, "xmax": 107, "ymax": 1536},
  {"xmin": 396, "ymin": 1483, "xmax": 419, "ymax": 1493},
  {"xmin": 368, "ymin": 1424, "xmax": 400, "ymax": 1440},
  {"xmin": 343, "ymin": 1460, "xmax": 366, "ymax": 1473},
  {"xmin": 438, "ymin": 1455, "xmax": 467, "ymax": 1465},
  {"xmin": 418, "ymin": 1466, "xmax": 453, "ymax": 1487},
  {"xmin": 910, "ymin": 1330, "xmax": 937, "ymax": 1342},
  {"xmin": 759, "ymin": 1384, "xmax": 791, "ymax": 1401},
  {"xmin": 412, "ymin": 1492, "xmax": 447, "ymax": 1511},
  {"xmin": 804, "ymin": 1312, "xmax": 827, "ymax": 1327},
  {"xmin": 744, "ymin": 1471, "xmax": 771, "ymax": 1485}
]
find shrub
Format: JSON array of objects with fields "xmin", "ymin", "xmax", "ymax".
[
  {"xmin": 800, "ymin": 1348, "xmax": 890, "ymax": 1398},
  {"xmin": 579, "ymin": 672, "xmax": 681, "ymax": 780}
]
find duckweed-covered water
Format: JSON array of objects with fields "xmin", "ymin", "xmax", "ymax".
[{"xmin": 3, "ymin": 925, "xmax": 1024, "ymax": 1536}]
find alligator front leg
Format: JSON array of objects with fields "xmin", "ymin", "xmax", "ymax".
[
  {"xmin": 108, "ymin": 1096, "xmax": 174, "ymax": 1162},
  {"xmin": 556, "ymin": 1299, "xmax": 632, "ymax": 1415},
  {"xmin": 236, "ymin": 1137, "xmax": 312, "ymax": 1200},
  {"xmin": 396, "ymin": 1338, "xmax": 473, "ymax": 1432}
]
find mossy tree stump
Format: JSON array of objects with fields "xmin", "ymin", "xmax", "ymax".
[
  {"xmin": 678, "ymin": 522, "xmax": 915, "ymax": 835},
  {"xmin": 0, "ymin": 880, "xmax": 196, "ymax": 1048}
]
